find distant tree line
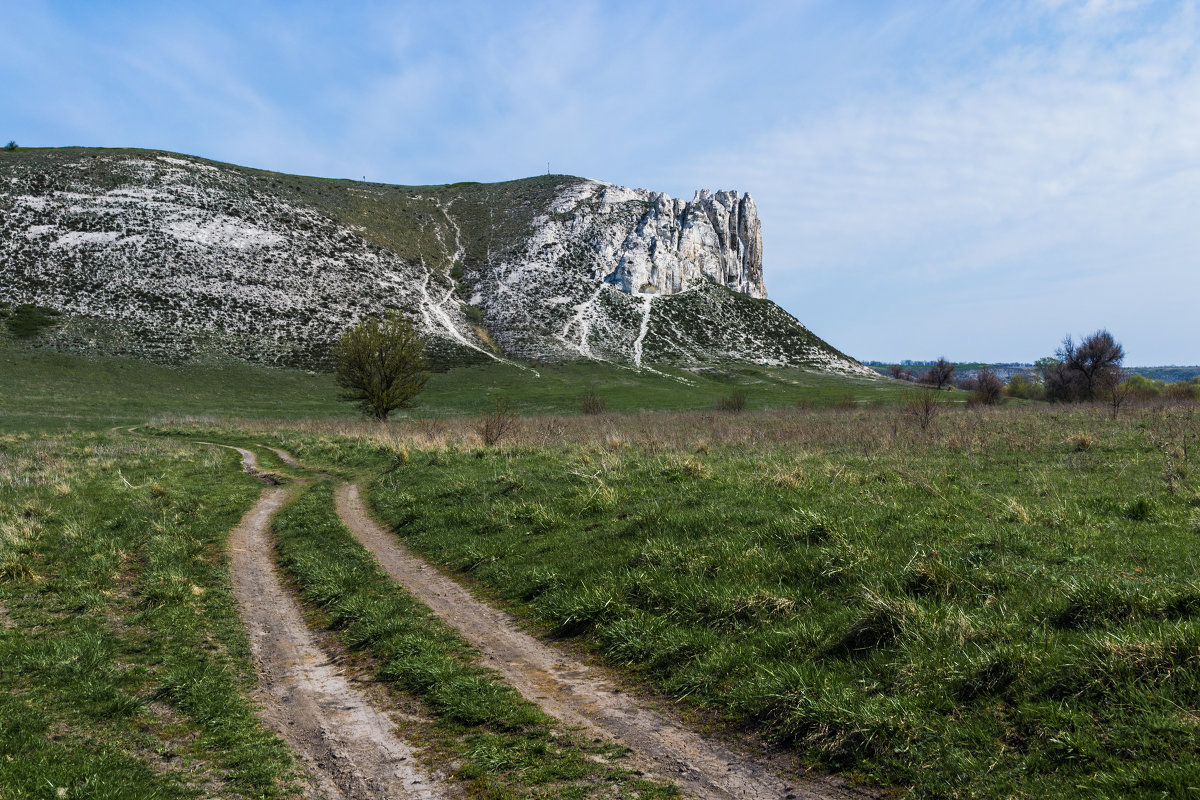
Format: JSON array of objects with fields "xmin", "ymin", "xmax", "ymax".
[{"xmin": 883, "ymin": 330, "xmax": 1199, "ymax": 407}]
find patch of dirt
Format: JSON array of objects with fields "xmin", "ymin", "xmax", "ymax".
[
  {"xmin": 262, "ymin": 446, "xmax": 302, "ymax": 468},
  {"xmin": 337, "ymin": 483, "xmax": 876, "ymax": 800},
  {"xmin": 223, "ymin": 447, "xmax": 448, "ymax": 800},
  {"xmin": 0, "ymin": 603, "xmax": 13, "ymax": 629}
]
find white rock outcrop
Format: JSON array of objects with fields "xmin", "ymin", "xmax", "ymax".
[
  {"xmin": 581, "ymin": 185, "xmax": 764, "ymax": 299},
  {"xmin": 0, "ymin": 149, "xmax": 873, "ymax": 376}
]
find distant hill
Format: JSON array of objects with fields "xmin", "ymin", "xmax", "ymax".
[{"xmin": 0, "ymin": 147, "xmax": 872, "ymax": 376}]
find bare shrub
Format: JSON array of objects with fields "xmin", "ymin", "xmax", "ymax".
[
  {"xmin": 969, "ymin": 368, "xmax": 1004, "ymax": 406},
  {"xmin": 478, "ymin": 398, "xmax": 519, "ymax": 447},
  {"xmin": 905, "ymin": 390, "xmax": 941, "ymax": 432},
  {"xmin": 715, "ymin": 389, "xmax": 748, "ymax": 413},
  {"xmin": 579, "ymin": 389, "xmax": 607, "ymax": 415},
  {"xmin": 888, "ymin": 364, "xmax": 915, "ymax": 382},
  {"xmin": 1105, "ymin": 370, "xmax": 1132, "ymax": 419},
  {"xmin": 1045, "ymin": 330, "xmax": 1125, "ymax": 402},
  {"xmin": 918, "ymin": 358, "xmax": 956, "ymax": 390}
]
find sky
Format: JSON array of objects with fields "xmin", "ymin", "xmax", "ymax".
[{"xmin": 3, "ymin": 0, "xmax": 1198, "ymax": 365}]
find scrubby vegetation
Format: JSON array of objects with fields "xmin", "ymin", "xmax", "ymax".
[{"xmin": 1, "ymin": 303, "xmax": 61, "ymax": 339}]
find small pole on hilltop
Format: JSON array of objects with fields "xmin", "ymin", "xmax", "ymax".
[{"xmin": 547, "ymin": 161, "xmax": 550, "ymax": 175}]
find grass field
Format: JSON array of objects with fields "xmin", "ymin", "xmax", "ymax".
[
  {"xmin": 4, "ymin": 346, "xmax": 1199, "ymax": 798},
  {"xmin": 0, "ymin": 346, "xmax": 920, "ymax": 432},
  {"xmin": 353, "ymin": 405, "xmax": 1200, "ymax": 798}
]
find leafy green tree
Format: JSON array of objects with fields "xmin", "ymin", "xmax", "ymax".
[
  {"xmin": 333, "ymin": 312, "xmax": 428, "ymax": 420},
  {"xmin": 1122, "ymin": 373, "xmax": 1163, "ymax": 400},
  {"xmin": 1005, "ymin": 372, "xmax": 1043, "ymax": 400}
]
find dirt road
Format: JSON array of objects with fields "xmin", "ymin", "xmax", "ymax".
[
  {"xmin": 222, "ymin": 447, "xmax": 446, "ymax": 800},
  {"xmin": 337, "ymin": 483, "xmax": 872, "ymax": 800}
]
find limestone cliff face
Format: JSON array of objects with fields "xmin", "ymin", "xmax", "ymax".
[
  {"xmin": 586, "ymin": 186, "xmax": 764, "ymax": 299},
  {"xmin": 0, "ymin": 148, "xmax": 872, "ymax": 375}
]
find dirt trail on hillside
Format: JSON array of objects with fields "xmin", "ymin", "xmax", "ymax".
[
  {"xmin": 336, "ymin": 483, "xmax": 874, "ymax": 800},
  {"xmin": 221, "ymin": 446, "xmax": 446, "ymax": 800}
]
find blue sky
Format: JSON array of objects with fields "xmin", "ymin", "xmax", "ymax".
[{"xmin": 4, "ymin": 0, "xmax": 1198, "ymax": 365}]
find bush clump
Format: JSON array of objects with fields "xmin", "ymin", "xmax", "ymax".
[
  {"xmin": 3, "ymin": 304, "xmax": 61, "ymax": 339},
  {"xmin": 579, "ymin": 389, "xmax": 607, "ymax": 414},
  {"xmin": 715, "ymin": 389, "xmax": 748, "ymax": 413}
]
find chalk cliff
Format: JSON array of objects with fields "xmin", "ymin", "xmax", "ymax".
[{"xmin": 0, "ymin": 147, "xmax": 871, "ymax": 375}]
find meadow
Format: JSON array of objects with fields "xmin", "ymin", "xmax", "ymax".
[
  {"xmin": 3, "ymin": 345, "xmax": 1199, "ymax": 798},
  {"xmin": 0, "ymin": 348, "xmax": 912, "ymax": 432}
]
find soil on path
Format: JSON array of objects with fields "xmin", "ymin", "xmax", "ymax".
[
  {"xmin": 337, "ymin": 483, "xmax": 877, "ymax": 800},
  {"xmin": 262, "ymin": 445, "xmax": 303, "ymax": 468},
  {"xmin": 222, "ymin": 447, "xmax": 447, "ymax": 800}
]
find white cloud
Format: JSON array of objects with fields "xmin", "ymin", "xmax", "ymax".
[{"xmin": 678, "ymin": 2, "xmax": 1200, "ymax": 363}]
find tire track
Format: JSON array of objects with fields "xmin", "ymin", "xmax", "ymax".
[
  {"xmin": 336, "ymin": 483, "xmax": 875, "ymax": 800},
  {"xmin": 219, "ymin": 446, "xmax": 446, "ymax": 800},
  {"xmin": 261, "ymin": 445, "xmax": 302, "ymax": 467}
]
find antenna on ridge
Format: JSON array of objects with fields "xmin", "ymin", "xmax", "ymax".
[{"xmin": 547, "ymin": 161, "xmax": 550, "ymax": 175}]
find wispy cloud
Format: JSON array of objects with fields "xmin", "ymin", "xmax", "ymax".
[
  {"xmin": 681, "ymin": 1, "xmax": 1200, "ymax": 362},
  {"xmin": 4, "ymin": 0, "xmax": 1197, "ymax": 363}
]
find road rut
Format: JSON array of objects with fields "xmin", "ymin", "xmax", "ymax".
[
  {"xmin": 222, "ymin": 447, "xmax": 446, "ymax": 800},
  {"xmin": 337, "ymin": 483, "xmax": 872, "ymax": 800}
]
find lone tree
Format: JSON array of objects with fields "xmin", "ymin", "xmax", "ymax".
[
  {"xmin": 1044, "ymin": 330, "xmax": 1124, "ymax": 402},
  {"xmin": 3, "ymin": 141, "xmax": 16, "ymax": 151},
  {"xmin": 333, "ymin": 312, "xmax": 428, "ymax": 420},
  {"xmin": 919, "ymin": 357, "xmax": 956, "ymax": 389}
]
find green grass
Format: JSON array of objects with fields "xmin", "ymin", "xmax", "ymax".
[
  {"xmin": 12, "ymin": 343, "xmax": 1197, "ymax": 798},
  {"xmin": 0, "ymin": 346, "xmax": 922, "ymax": 432},
  {"xmin": 352, "ymin": 403, "xmax": 1200, "ymax": 799},
  {"xmin": 272, "ymin": 481, "xmax": 679, "ymax": 799},
  {"xmin": 0, "ymin": 347, "xmax": 349, "ymax": 431},
  {"xmin": 0, "ymin": 431, "xmax": 296, "ymax": 798}
]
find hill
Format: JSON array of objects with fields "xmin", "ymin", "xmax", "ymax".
[{"xmin": 0, "ymin": 147, "xmax": 871, "ymax": 375}]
